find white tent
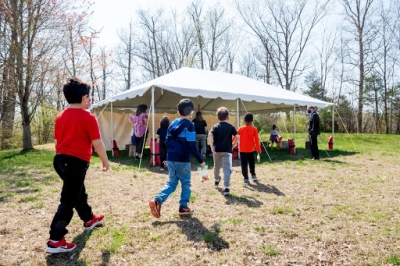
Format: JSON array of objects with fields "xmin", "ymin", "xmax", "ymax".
[{"xmin": 90, "ymin": 67, "xmax": 333, "ymax": 153}]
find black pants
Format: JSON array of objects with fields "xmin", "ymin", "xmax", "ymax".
[
  {"xmin": 240, "ymin": 151, "xmax": 256, "ymax": 180},
  {"xmin": 309, "ymin": 134, "xmax": 319, "ymax": 159},
  {"xmin": 49, "ymin": 154, "xmax": 93, "ymax": 240},
  {"xmin": 159, "ymin": 141, "xmax": 167, "ymax": 165}
]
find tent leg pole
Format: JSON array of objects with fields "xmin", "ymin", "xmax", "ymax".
[
  {"xmin": 111, "ymin": 102, "xmax": 114, "ymax": 157},
  {"xmin": 152, "ymin": 86, "xmax": 155, "ymax": 166},
  {"xmin": 293, "ymin": 105, "xmax": 296, "ymax": 154}
]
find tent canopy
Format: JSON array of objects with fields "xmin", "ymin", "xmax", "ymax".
[
  {"xmin": 90, "ymin": 67, "xmax": 333, "ymax": 150},
  {"xmin": 91, "ymin": 67, "xmax": 332, "ymax": 114}
]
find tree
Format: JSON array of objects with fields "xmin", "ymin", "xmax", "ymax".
[
  {"xmin": 304, "ymin": 71, "xmax": 328, "ymax": 101},
  {"xmin": 364, "ymin": 73, "xmax": 383, "ymax": 133},
  {"xmin": 235, "ymin": 0, "xmax": 330, "ymax": 90},
  {"xmin": 116, "ymin": 20, "xmax": 137, "ymax": 90},
  {"xmin": 341, "ymin": 0, "xmax": 376, "ymax": 133}
]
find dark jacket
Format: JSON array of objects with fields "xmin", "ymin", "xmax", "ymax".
[
  {"xmin": 166, "ymin": 118, "xmax": 204, "ymax": 164},
  {"xmin": 308, "ymin": 112, "xmax": 320, "ymax": 136}
]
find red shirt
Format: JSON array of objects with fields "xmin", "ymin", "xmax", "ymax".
[
  {"xmin": 54, "ymin": 108, "xmax": 101, "ymax": 162},
  {"xmin": 237, "ymin": 125, "xmax": 261, "ymax": 153}
]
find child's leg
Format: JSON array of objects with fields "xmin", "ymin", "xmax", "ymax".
[
  {"xmin": 213, "ymin": 153, "xmax": 222, "ymax": 182},
  {"xmin": 240, "ymin": 152, "xmax": 249, "ymax": 180},
  {"xmin": 155, "ymin": 161, "xmax": 180, "ymax": 204},
  {"xmin": 50, "ymin": 155, "xmax": 91, "ymax": 240},
  {"xmin": 176, "ymin": 162, "xmax": 191, "ymax": 207},
  {"xmin": 221, "ymin": 152, "xmax": 232, "ymax": 188},
  {"xmin": 200, "ymin": 134, "xmax": 207, "ymax": 156},
  {"xmin": 248, "ymin": 151, "xmax": 256, "ymax": 176}
]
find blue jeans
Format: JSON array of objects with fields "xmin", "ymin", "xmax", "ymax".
[{"xmin": 155, "ymin": 161, "xmax": 191, "ymax": 208}]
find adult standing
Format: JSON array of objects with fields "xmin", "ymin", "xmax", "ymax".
[
  {"xmin": 307, "ymin": 105, "xmax": 320, "ymax": 160},
  {"xmin": 192, "ymin": 111, "xmax": 208, "ymax": 158},
  {"xmin": 129, "ymin": 104, "xmax": 148, "ymax": 159}
]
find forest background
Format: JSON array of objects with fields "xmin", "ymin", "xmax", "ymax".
[{"xmin": 1, "ymin": 0, "xmax": 400, "ymax": 151}]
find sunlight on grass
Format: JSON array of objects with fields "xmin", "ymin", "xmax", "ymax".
[
  {"xmin": 190, "ymin": 193, "xmax": 198, "ymax": 203},
  {"xmin": 261, "ymin": 245, "xmax": 279, "ymax": 256},
  {"xmin": 222, "ymin": 218, "xmax": 243, "ymax": 225},
  {"xmin": 20, "ymin": 195, "xmax": 39, "ymax": 202},
  {"xmin": 30, "ymin": 202, "xmax": 44, "ymax": 209},
  {"xmin": 386, "ymin": 255, "xmax": 400, "ymax": 265},
  {"xmin": 271, "ymin": 205, "xmax": 297, "ymax": 216}
]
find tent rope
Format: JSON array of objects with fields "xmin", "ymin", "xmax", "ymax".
[{"xmin": 136, "ymin": 102, "xmax": 152, "ymax": 171}]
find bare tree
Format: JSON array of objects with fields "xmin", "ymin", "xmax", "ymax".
[
  {"xmin": 116, "ymin": 20, "xmax": 137, "ymax": 90},
  {"xmin": 341, "ymin": 0, "xmax": 376, "ymax": 133},
  {"xmin": 235, "ymin": 0, "xmax": 330, "ymax": 91}
]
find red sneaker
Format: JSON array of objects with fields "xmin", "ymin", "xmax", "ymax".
[
  {"xmin": 149, "ymin": 199, "xmax": 161, "ymax": 218},
  {"xmin": 84, "ymin": 214, "xmax": 105, "ymax": 230},
  {"xmin": 46, "ymin": 237, "xmax": 76, "ymax": 253},
  {"xmin": 179, "ymin": 206, "xmax": 194, "ymax": 217}
]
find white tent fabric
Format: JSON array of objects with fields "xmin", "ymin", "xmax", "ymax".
[{"xmin": 90, "ymin": 67, "xmax": 333, "ymax": 150}]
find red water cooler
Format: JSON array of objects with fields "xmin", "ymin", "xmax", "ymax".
[
  {"xmin": 328, "ymin": 136, "xmax": 334, "ymax": 150},
  {"xmin": 288, "ymin": 139, "xmax": 295, "ymax": 154}
]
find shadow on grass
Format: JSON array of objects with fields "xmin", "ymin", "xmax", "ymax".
[
  {"xmin": 45, "ymin": 227, "xmax": 110, "ymax": 266},
  {"xmin": 152, "ymin": 217, "xmax": 229, "ymax": 251},
  {"xmin": 215, "ymin": 187, "xmax": 264, "ymax": 207},
  {"xmin": 246, "ymin": 181, "xmax": 286, "ymax": 196}
]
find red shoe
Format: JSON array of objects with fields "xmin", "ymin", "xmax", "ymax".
[
  {"xmin": 46, "ymin": 237, "xmax": 76, "ymax": 253},
  {"xmin": 84, "ymin": 214, "xmax": 105, "ymax": 230},
  {"xmin": 179, "ymin": 206, "xmax": 194, "ymax": 217},
  {"xmin": 149, "ymin": 199, "xmax": 161, "ymax": 218}
]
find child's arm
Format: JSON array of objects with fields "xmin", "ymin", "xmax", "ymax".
[
  {"xmin": 208, "ymin": 132, "xmax": 216, "ymax": 154},
  {"xmin": 255, "ymin": 130, "xmax": 262, "ymax": 154},
  {"xmin": 92, "ymin": 139, "xmax": 110, "ymax": 172},
  {"xmin": 232, "ymin": 134, "xmax": 240, "ymax": 150}
]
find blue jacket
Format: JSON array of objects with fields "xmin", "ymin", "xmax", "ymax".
[{"xmin": 166, "ymin": 118, "xmax": 204, "ymax": 164}]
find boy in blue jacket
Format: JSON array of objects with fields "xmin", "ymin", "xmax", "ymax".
[{"xmin": 149, "ymin": 99, "xmax": 205, "ymax": 218}]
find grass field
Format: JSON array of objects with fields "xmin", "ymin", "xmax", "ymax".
[{"xmin": 1, "ymin": 133, "xmax": 400, "ymax": 265}]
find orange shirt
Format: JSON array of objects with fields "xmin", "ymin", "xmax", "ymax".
[
  {"xmin": 54, "ymin": 108, "xmax": 101, "ymax": 162},
  {"xmin": 237, "ymin": 125, "xmax": 261, "ymax": 153}
]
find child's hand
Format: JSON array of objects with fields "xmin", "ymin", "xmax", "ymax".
[
  {"xmin": 102, "ymin": 161, "xmax": 110, "ymax": 172},
  {"xmin": 200, "ymin": 162, "xmax": 205, "ymax": 170}
]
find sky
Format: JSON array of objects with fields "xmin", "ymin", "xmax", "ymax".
[{"xmin": 90, "ymin": 0, "xmax": 223, "ymax": 48}]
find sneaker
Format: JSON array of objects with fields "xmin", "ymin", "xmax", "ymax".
[
  {"xmin": 244, "ymin": 179, "xmax": 250, "ymax": 185},
  {"xmin": 160, "ymin": 167, "xmax": 165, "ymax": 171},
  {"xmin": 179, "ymin": 206, "xmax": 194, "ymax": 217},
  {"xmin": 214, "ymin": 177, "xmax": 221, "ymax": 187},
  {"xmin": 223, "ymin": 188, "xmax": 230, "ymax": 196},
  {"xmin": 149, "ymin": 199, "xmax": 161, "ymax": 218},
  {"xmin": 252, "ymin": 175, "xmax": 258, "ymax": 181},
  {"xmin": 84, "ymin": 214, "xmax": 105, "ymax": 230},
  {"xmin": 46, "ymin": 237, "xmax": 76, "ymax": 253}
]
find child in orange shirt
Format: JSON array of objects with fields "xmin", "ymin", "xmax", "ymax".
[{"xmin": 237, "ymin": 113, "xmax": 261, "ymax": 185}]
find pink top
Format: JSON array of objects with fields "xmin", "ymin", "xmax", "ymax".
[{"xmin": 129, "ymin": 113, "xmax": 148, "ymax": 137}]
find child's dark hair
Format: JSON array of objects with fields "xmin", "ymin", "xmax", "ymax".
[
  {"xmin": 177, "ymin": 99, "xmax": 194, "ymax": 116},
  {"xmin": 136, "ymin": 104, "xmax": 148, "ymax": 116},
  {"xmin": 272, "ymin": 124, "xmax": 276, "ymax": 130},
  {"xmin": 244, "ymin": 112, "xmax": 253, "ymax": 123},
  {"xmin": 160, "ymin": 116, "xmax": 170, "ymax": 128},
  {"xmin": 63, "ymin": 78, "xmax": 91, "ymax": 104},
  {"xmin": 216, "ymin": 107, "xmax": 229, "ymax": 121}
]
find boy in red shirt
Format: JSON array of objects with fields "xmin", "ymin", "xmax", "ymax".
[
  {"xmin": 46, "ymin": 78, "xmax": 110, "ymax": 253},
  {"xmin": 237, "ymin": 113, "xmax": 261, "ymax": 185}
]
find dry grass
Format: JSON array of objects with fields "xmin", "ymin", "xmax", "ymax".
[{"xmin": 1, "ymin": 144, "xmax": 400, "ymax": 265}]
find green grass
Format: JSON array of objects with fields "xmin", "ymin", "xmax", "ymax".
[
  {"xmin": 387, "ymin": 255, "xmax": 400, "ymax": 265},
  {"xmin": 261, "ymin": 245, "xmax": 279, "ymax": 256}
]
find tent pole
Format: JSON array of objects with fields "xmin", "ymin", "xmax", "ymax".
[
  {"xmin": 293, "ymin": 105, "xmax": 296, "ymax": 154},
  {"xmin": 332, "ymin": 104, "xmax": 334, "ymax": 143},
  {"xmin": 236, "ymin": 99, "xmax": 240, "ymax": 128},
  {"xmin": 111, "ymin": 102, "xmax": 114, "ymax": 157},
  {"xmin": 151, "ymin": 86, "xmax": 155, "ymax": 166}
]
